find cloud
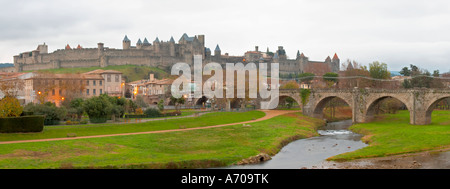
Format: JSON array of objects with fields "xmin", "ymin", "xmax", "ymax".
[{"xmin": 0, "ymin": 0, "xmax": 449, "ymax": 72}]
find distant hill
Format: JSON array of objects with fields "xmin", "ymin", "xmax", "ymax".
[{"xmin": 0, "ymin": 63, "xmax": 13, "ymax": 68}]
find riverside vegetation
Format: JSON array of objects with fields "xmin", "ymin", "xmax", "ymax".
[{"xmin": 0, "ymin": 111, "xmax": 325, "ymax": 169}]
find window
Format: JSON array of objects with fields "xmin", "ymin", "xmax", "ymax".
[
  {"xmin": 100, "ymin": 80, "xmax": 102, "ymax": 86},
  {"xmin": 93, "ymin": 80, "xmax": 96, "ymax": 86},
  {"xmin": 52, "ymin": 89, "xmax": 55, "ymax": 96},
  {"xmin": 107, "ymin": 74, "xmax": 111, "ymax": 82},
  {"xmin": 115, "ymin": 75, "xmax": 119, "ymax": 82},
  {"xmin": 93, "ymin": 89, "xmax": 96, "ymax": 95},
  {"xmin": 59, "ymin": 89, "xmax": 62, "ymax": 95},
  {"xmin": 86, "ymin": 80, "xmax": 89, "ymax": 86},
  {"xmin": 100, "ymin": 89, "xmax": 103, "ymax": 94},
  {"xmin": 86, "ymin": 89, "xmax": 90, "ymax": 95}
]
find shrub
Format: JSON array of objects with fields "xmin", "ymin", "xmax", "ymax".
[
  {"xmin": 83, "ymin": 95, "xmax": 112, "ymax": 123},
  {"xmin": 0, "ymin": 97, "xmax": 23, "ymax": 118},
  {"xmin": 144, "ymin": 108, "xmax": 162, "ymax": 118},
  {"xmin": 163, "ymin": 111, "xmax": 182, "ymax": 117},
  {"xmin": 24, "ymin": 103, "xmax": 67, "ymax": 125},
  {"xmin": 0, "ymin": 115, "xmax": 44, "ymax": 133},
  {"xmin": 135, "ymin": 108, "xmax": 144, "ymax": 115}
]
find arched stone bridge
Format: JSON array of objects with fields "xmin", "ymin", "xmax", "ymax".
[{"xmin": 274, "ymin": 88, "xmax": 450, "ymax": 125}]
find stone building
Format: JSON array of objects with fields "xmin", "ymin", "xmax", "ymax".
[
  {"xmin": 12, "ymin": 33, "xmax": 340, "ymax": 76},
  {"xmin": 23, "ymin": 70, "xmax": 123, "ymax": 106}
]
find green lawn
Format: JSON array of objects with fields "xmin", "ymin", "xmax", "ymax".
[
  {"xmin": 26, "ymin": 65, "xmax": 169, "ymax": 82},
  {"xmin": 0, "ymin": 112, "xmax": 325, "ymax": 169},
  {"xmin": 329, "ymin": 110, "xmax": 450, "ymax": 161},
  {"xmin": 0, "ymin": 111, "xmax": 265, "ymax": 142}
]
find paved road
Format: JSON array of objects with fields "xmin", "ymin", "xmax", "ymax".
[{"xmin": 0, "ymin": 110, "xmax": 300, "ymax": 145}]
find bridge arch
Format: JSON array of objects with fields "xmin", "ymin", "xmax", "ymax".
[
  {"xmin": 364, "ymin": 95, "xmax": 411, "ymax": 122},
  {"xmin": 424, "ymin": 95, "xmax": 450, "ymax": 124},
  {"xmin": 278, "ymin": 94, "xmax": 302, "ymax": 109},
  {"xmin": 312, "ymin": 95, "xmax": 353, "ymax": 120}
]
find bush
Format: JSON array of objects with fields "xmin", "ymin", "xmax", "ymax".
[
  {"xmin": 24, "ymin": 103, "xmax": 67, "ymax": 125},
  {"xmin": 0, "ymin": 97, "xmax": 23, "ymax": 118},
  {"xmin": 0, "ymin": 116, "xmax": 44, "ymax": 133},
  {"xmin": 144, "ymin": 108, "xmax": 162, "ymax": 118},
  {"xmin": 163, "ymin": 111, "xmax": 182, "ymax": 117},
  {"xmin": 83, "ymin": 95, "xmax": 112, "ymax": 123}
]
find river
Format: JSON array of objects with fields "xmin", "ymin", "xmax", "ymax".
[{"xmin": 226, "ymin": 119, "xmax": 368, "ymax": 169}]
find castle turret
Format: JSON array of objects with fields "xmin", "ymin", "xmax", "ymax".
[
  {"xmin": 325, "ymin": 56, "xmax": 331, "ymax": 63},
  {"xmin": 169, "ymin": 36, "xmax": 176, "ymax": 57},
  {"xmin": 296, "ymin": 50, "xmax": 301, "ymax": 60},
  {"xmin": 136, "ymin": 38, "xmax": 142, "ymax": 49},
  {"xmin": 123, "ymin": 35, "xmax": 131, "ymax": 50},
  {"xmin": 198, "ymin": 35, "xmax": 205, "ymax": 47},
  {"xmin": 276, "ymin": 46, "xmax": 286, "ymax": 60},
  {"xmin": 153, "ymin": 37, "xmax": 160, "ymax": 53},
  {"xmin": 214, "ymin": 44, "xmax": 221, "ymax": 57},
  {"xmin": 37, "ymin": 43, "xmax": 48, "ymax": 54},
  {"xmin": 331, "ymin": 53, "xmax": 340, "ymax": 73}
]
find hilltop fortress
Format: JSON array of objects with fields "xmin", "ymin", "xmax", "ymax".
[{"xmin": 11, "ymin": 33, "xmax": 339, "ymax": 75}]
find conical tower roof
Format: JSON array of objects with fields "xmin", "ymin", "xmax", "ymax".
[
  {"xmin": 215, "ymin": 44, "xmax": 221, "ymax": 51},
  {"xmin": 123, "ymin": 35, "xmax": 130, "ymax": 42},
  {"xmin": 143, "ymin": 38, "xmax": 150, "ymax": 45}
]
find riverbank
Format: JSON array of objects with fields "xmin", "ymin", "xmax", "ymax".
[
  {"xmin": 0, "ymin": 111, "xmax": 325, "ymax": 169},
  {"xmin": 328, "ymin": 110, "xmax": 450, "ymax": 164}
]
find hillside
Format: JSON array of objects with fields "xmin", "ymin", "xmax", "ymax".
[{"xmin": 27, "ymin": 65, "xmax": 170, "ymax": 82}]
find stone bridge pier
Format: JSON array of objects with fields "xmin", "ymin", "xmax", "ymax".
[{"xmin": 275, "ymin": 88, "xmax": 450, "ymax": 125}]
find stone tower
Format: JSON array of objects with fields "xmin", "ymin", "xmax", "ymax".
[
  {"xmin": 123, "ymin": 35, "xmax": 131, "ymax": 50},
  {"xmin": 214, "ymin": 44, "xmax": 221, "ymax": 57},
  {"xmin": 136, "ymin": 38, "xmax": 143, "ymax": 49},
  {"xmin": 331, "ymin": 53, "xmax": 340, "ymax": 73}
]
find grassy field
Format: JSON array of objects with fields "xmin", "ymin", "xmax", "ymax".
[
  {"xmin": 329, "ymin": 110, "xmax": 450, "ymax": 161},
  {"xmin": 0, "ymin": 111, "xmax": 265, "ymax": 142},
  {"xmin": 0, "ymin": 112, "xmax": 325, "ymax": 169},
  {"xmin": 26, "ymin": 65, "xmax": 169, "ymax": 82}
]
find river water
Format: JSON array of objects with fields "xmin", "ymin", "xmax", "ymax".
[{"xmin": 226, "ymin": 120, "xmax": 368, "ymax": 169}]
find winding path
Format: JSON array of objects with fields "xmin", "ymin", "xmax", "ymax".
[{"xmin": 0, "ymin": 110, "xmax": 300, "ymax": 145}]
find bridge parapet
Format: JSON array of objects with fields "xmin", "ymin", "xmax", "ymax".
[{"xmin": 279, "ymin": 88, "xmax": 449, "ymax": 125}]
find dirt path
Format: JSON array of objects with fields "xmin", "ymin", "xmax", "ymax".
[{"xmin": 0, "ymin": 110, "xmax": 300, "ymax": 145}]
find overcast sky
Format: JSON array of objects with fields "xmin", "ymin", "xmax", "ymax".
[{"xmin": 0, "ymin": 0, "xmax": 449, "ymax": 72}]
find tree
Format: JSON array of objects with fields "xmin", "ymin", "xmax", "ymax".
[
  {"xmin": 323, "ymin": 72, "xmax": 339, "ymax": 88},
  {"xmin": 83, "ymin": 95, "xmax": 113, "ymax": 123},
  {"xmin": 401, "ymin": 64, "xmax": 441, "ymax": 88},
  {"xmin": 24, "ymin": 102, "xmax": 67, "ymax": 125},
  {"xmin": 339, "ymin": 60, "xmax": 371, "ymax": 88},
  {"xmin": 157, "ymin": 99, "xmax": 164, "ymax": 112},
  {"xmin": 170, "ymin": 96, "xmax": 185, "ymax": 112},
  {"xmin": 298, "ymin": 73, "xmax": 315, "ymax": 85},
  {"xmin": 0, "ymin": 97, "xmax": 23, "ymax": 118},
  {"xmin": 280, "ymin": 80, "xmax": 299, "ymax": 89},
  {"xmin": 369, "ymin": 61, "xmax": 390, "ymax": 79},
  {"xmin": 134, "ymin": 95, "xmax": 148, "ymax": 108},
  {"xmin": 68, "ymin": 98, "xmax": 84, "ymax": 120},
  {"xmin": 400, "ymin": 66, "xmax": 411, "ymax": 76}
]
